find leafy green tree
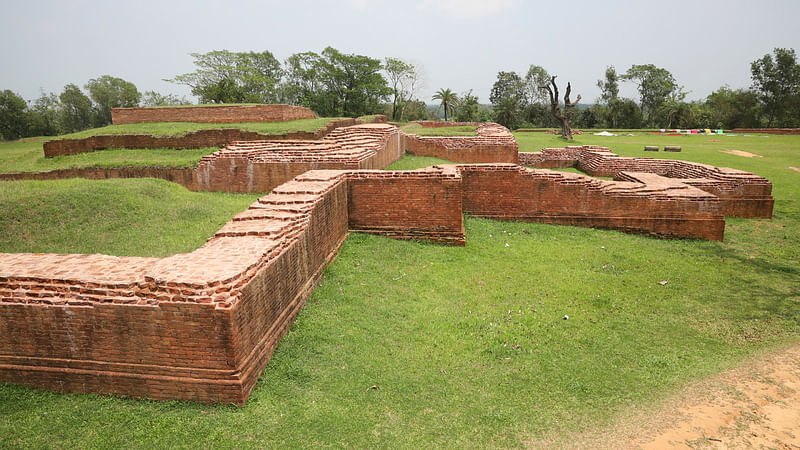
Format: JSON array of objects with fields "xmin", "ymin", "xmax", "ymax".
[
  {"xmin": 85, "ymin": 75, "xmax": 141, "ymax": 125},
  {"xmin": 167, "ymin": 50, "xmax": 282, "ymax": 104},
  {"xmin": 58, "ymin": 84, "xmax": 93, "ymax": 133},
  {"xmin": 402, "ymin": 100, "xmax": 435, "ymax": 121},
  {"xmin": 613, "ymin": 99, "xmax": 643, "ymax": 129},
  {"xmin": 574, "ymin": 106, "xmax": 602, "ymax": 129},
  {"xmin": 493, "ymin": 96, "xmax": 522, "ymax": 129},
  {"xmin": 621, "ymin": 64, "xmax": 681, "ymax": 125},
  {"xmin": 0, "ymin": 90, "xmax": 29, "ymax": 140},
  {"xmin": 26, "ymin": 91, "xmax": 62, "ymax": 136},
  {"xmin": 319, "ymin": 47, "xmax": 390, "ymax": 117},
  {"xmin": 525, "ymin": 103, "xmax": 560, "ymax": 128},
  {"xmin": 432, "ymin": 88, "xmax": 459, "ymax": 121},
  {"xmin": 282, "ymin": 48, "xmax": 390, "ymax": 117},
  {"xmin": 658, "ymin": 97, "xmax": 695, "ymax": 128},
  {"xmin": 597, "ymin": 66, "xmax": 620, "ymax": 104},
  {"xmin": 384, "ymin": 58, "xmax": 420, "ymax": 121},
  {"xmin": 705, "ymin": 86, "xmax": 761, "ymax": 129},
  {"xmin": 750, "ymin": 48, "xmax": 800, "ymax": 127},
  {"xmin": 490, "ymin": 72, "xmax": 526, "ymax": 128},
  {"xmin": 524, "ymin": 65, "xmax": 550, "ymax": 105},
  {"xmin": 489, "ymin": 71, "xmax": 526, "ymax": 106},
  {"xmin": 141, "ymin": 90, "xmax": 191, "ymax": 107},
  {"xmin": 281, "ymin": 51, "xmax": 325, "ymax": 107},
  {"xmin": 454, "ymin": 90, "xmax": 480, "ymax": 122},
  {"xmin": 596, "ymin": 66, "xmax": 626, "ymax": 128}
]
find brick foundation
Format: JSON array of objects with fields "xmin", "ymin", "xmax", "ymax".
[
  {"xmin": 0, "ymin": 125, "xmax": 776, "ymax": 405},
  {"xmin": 403, "ymin": 123, "xmax": 518, "ymax": 164},
  {"xmin": 111, "ymin": 104, "xmax": 315, "ymax": 124},
  {"xmin": 520, "ymin": 146, "xmax": 774, "ymax": 218}
]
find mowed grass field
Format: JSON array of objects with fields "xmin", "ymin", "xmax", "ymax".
[{"xmin": 0, "ymin": 129, "xmax": 798, "ymax": 447}]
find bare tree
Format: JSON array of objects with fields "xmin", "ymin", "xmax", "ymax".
[{"xmin": 539, "ymin": 76, "xmax": 581, "ymax": 140}]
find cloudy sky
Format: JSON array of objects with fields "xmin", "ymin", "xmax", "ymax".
[{"xmin": 2, "ymin": 0, "xmax": 798, "ymax": 105}]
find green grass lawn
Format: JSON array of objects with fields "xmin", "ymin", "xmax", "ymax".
[
  {"xmin": 385, "ymin": 154, "xmax": 454, "ymax": 169},
  {"xmin": 400, "ymin": 123, "xmax": 478, "ymax": 136},
  {"xmin": 0, "ymin": 178, "xmax": 258, "ymax": 257},
  {"xmin": 0, "ymin": 131, "xmax": 798, "ymax": 447},
  {"xmin": 0, "ymin": 138, "xmax": 216, "ymax": 173},
  {"xmin": 59, "ymin": 117, "xmax": 340, "ymax": 139}
]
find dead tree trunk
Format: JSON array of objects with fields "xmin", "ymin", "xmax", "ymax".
[{"xmin": 539, "ymin": 76, "xmax": 581, "ymax": 140}]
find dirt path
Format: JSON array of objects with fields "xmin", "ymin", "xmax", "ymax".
[
  {"xmin": 636, "ymin": 343, "xmax": 800, "ymax": 449},
  {"xmin": 544, "ymin": 343, "xmax": 800, "ymax": 449},
  {"xmin": 721, "ymin": 149, "xmax": 763, "ymax": 158}
]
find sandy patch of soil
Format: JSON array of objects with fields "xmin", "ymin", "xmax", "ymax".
[
  {"xmin": 721, "ymin": 149, "xmax": 763, "ymax": 158},
  {"xmin": 637, "ymin": 344, "xmax": 800, "ymax": 449},
  {"xmin": 535, "ymin": 343, "xmax": 800, "ymax": 449}
]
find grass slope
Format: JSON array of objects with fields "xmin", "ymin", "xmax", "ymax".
[
  {"xmin": 0, "ymin": 178, "xmax": 258, "ymax": 257},
  {"xmin": 385, "ymin": 155, "xmax": 454, "ymax": 170},
  {"xmin": 60, "ymin": 118, "xmax": 340, "ymax": 139},
  {"xmin": 0, "ymin": 138, "xmax": 216, "ymax": 173},
  {"xmin": 0, "ymin": 133, "xmax": 798, "ymax": 447}
]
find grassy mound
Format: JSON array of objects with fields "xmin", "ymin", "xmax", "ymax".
[
  {"xmin": 60, "ymin": 117, "xmax": 341, "ymax": 139},
  {"xmin": 0, "ymin": 178, "xmax": 258, "ymax": 257}
]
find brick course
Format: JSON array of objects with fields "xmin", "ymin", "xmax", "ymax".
[
  {"xmin": 403, "ymin": 123, "xmax": 518, "ymax": 164},
  {"xmin": 520, "ymin": 146, "xmax": 774, "ymax": 218},
  {"xmin": 111, "ymin": 104, "xmax": 315, "ymax": 124}
]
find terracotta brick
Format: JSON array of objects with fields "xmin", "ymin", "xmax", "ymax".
[{"xmin": 0, "ymin": 122, "xmax": 776, "ymax": 405}]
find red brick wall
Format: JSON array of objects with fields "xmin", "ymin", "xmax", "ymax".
[
  {"xmin": 458, "ymin": 165, "xmax": 726, "ymax": 241},
  {"xmin": 347, "ymin": 169, "xmax": 465, "ymax": 245},
  {"xmin": 111, "ymin": 104, "xmax": 315, "ymax": 124},
  {"xmin": 523, "ymin": 146, "xmax": 774, "ymax": 218},
  {"xmin": 402, "ymin": 123, "xmax": 519, "ymax": 164}
]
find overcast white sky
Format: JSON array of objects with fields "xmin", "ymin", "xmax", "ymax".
[{"xmin": 1, "ymin": 0, "xmax": 798, "ymax": 105}]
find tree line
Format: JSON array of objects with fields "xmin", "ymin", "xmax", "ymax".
[
  {"xmin": 1, "ymin": 47, "xmax": 798, "ymax": 140},
  {"xmin": 486, "ymin": 48, "xmax": 800, "ymax": 130},
  {"xmin": 0, "ymin": 76, "xmax": 189, "ymax": 140}
]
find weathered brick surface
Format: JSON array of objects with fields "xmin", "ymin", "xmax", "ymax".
[
  {"xmin": 111, "ymin": 104, "xmax": 315, "ymax": 124},
  {"xmin": 403, "ymin": 123, "xmax": 518, "ymax": 164},
  {"xmin": 347, "ymin": 166, "xmax": 465, "ymax": 245},
  {"xmin": 457, "ymin": 164, "xmax": 724, "ymax": 241},
  {"xmin": 43, "ymin": 119, "xmax": 359, "ymax": 157},
  {"xmin": 520, "ymin": 146, "xmax": 774, "ymax": 218},
  {"xmin": 194, "ymin": 124, "xmax": 403, "ymax": 193},
  {"xmin": 0, "ymin": 124, "xmax": 776, "ymax": 405}
]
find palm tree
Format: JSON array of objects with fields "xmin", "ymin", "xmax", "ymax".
[{"xmin": 432, "ymin": 88, "xmax": 459, "ymax": 121}]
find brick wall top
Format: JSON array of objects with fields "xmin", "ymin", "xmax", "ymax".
[
  {"xmin": 198, "ymin": 123, "xmax": 399, "ymax": 166},
  {"xmin": 520, "ymin": 145, "xmax": 772, "ymax": 188},
  {"xmin": 111, "ymin": 104, "xmax": 316, "ymax": 124},
  {"xmin": 404, "ymin": 122, "xmax": 518, "ymax": 150}
]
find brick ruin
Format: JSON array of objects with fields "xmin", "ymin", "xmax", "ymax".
[
  {"xmin": 111, "ymin": 104, "xmax": 315, "ymax": 124},
  {"xmin": 519, "ymin": 146, "xmax": 773, "ymax": 218},
  {"xmin": 0, "ymin": 119, "xmax": 775, "ymax": 404}
]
